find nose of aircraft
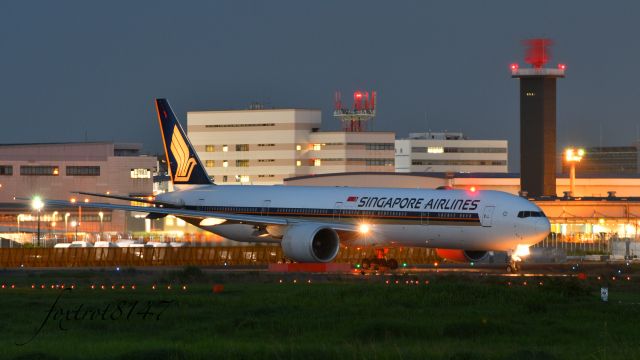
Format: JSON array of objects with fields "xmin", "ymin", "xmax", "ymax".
[{"xmin": 536, "ymin": 217, "xmax": 551, "ymax": 239}]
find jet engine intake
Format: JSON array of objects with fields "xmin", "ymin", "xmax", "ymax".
[{"xmin": 281, "ymin": 223, "xmax": 340, "ymax": 263}]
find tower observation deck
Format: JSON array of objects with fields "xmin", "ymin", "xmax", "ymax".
[{"xmin": 511, "ymin": 39, "xmax": 566, "ymax": 197}]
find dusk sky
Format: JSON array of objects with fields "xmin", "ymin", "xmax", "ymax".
[{"xmin": 2, "ymin": 1, "xmax": 639, "ymax": 171}]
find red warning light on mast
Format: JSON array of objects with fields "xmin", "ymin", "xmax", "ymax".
[
  {"xmin": 334, "ymin": 89, "xmax": 377, "ymax": 132},
  {"xmin": 523, "ymin": 38, "xmax": 552, "ymax": 69}
]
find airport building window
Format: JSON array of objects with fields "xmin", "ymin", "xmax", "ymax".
[
  {"xmin": 205, "ymin": 160, "xmax": 215, "ymax": 167},
  {"xmin": 205, "ymin": 145, "xmax": 215, "ymax": 152},
  {"xmin": 205, "ymin": 123, "xmax": 275, "ymax": 128},
  {"xmin": 20, "ymin": 166, "xmax": 59, "ymax": 176},
  {"xmin": 365, "ymin": 159, "xmax": 394, "ymax": 166},
  {"xmin": 313, "ymin": 144, "xmax": 322, "ymax": 151},
  {"xmin": 258, "ymin": 144, "xmax": 275, "ymax": 147},
  {"xmin": 233, "ymin": 175, "xmax": 250, "ymax": 183},
  {"xmin": 66, "ymin": 166, "xmax": 100, "ymax": 176},
  {"xmin": 130, "ymin": 168, "xmax": 151, "ymax": 179},
  {"xmin": 223, "ymin": 161, "xmax": 228, "ymax": 168},
  {"xmin": 222, "ymin": 175, "xmax": 228, "ymax": 182},
  {"xmin": 114, "ymin": 148, "xmax": 139, "ymax": 157},
  {"xmin": 236, "ymin": 160, "xmax": 249, "ymax": 167},
  {"xmin": 365, "ymin": 143, "xmax": 395, "ymax": 151},
  {"xmin": 411, "ymin": 160, "xmax": 507, "ymax": 166},
  {"xmin": 412, "ymin": 147, "xmax": 507, "ymax": 154},
  {"xmin": 222, "ymin": 145, "xmax": 228, "ymax": 152},
  {"xmin": 443, "ymin": 147, "xmax": 507, "ymax": 153},
  {"xmin": 236, "ymin": 144, "xmax": 249, "ymax": 151},
  {"xmin": 314, "ymin": 159, "xmax": 321, "ymax": 166},
  {"xmin": 258, "ymin": 159, "xmax": 275, "ymax": 163},
  {"xmin": 0, "ymin": 165, "xmax": 12, "ymax": 176},
  {"xmin": 296, "ymin": 160, "xmax": 301, "ymax": 167},
  {"xmin": 296, "ymin": 145, "xmax": 302, "ymax": 151}
]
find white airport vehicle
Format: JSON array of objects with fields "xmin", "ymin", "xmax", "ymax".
[
  {"xmin": 145, "ymin": 241, "xmax": 169, "ymax": 248},
  {"xmin": 69, "ymin": 241, "xmax": 93, "ymax": 248},
  {"xmin": 39, "ymin": 99, "xmax": 550, "ymax": 272},
  {"xmin": 94, "ymin": 241, "xmax": 118, "ymax": 248}
]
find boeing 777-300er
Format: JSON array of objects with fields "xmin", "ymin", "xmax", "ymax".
[{"xmin": 37, "ymin": 99, "xmax": 550, "ymax": 272}]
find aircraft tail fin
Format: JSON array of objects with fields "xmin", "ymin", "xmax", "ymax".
[{"xmin": 155, "ymin": 98, "xmax": 213, "ymax": 186}]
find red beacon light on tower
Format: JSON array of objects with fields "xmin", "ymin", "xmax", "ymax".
[
  {"xmin": 558, "ymin": 63, "xmax": 566, "ymax": 71},
  {"xmin": 510, "ymin": 63, "xmax": 519, "ymax": 74},
  {"xmin": 334, "ymin": 89, "xmax": 377, "ymax": 132}
]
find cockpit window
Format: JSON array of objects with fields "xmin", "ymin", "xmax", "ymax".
[{"xmin": 517, "ymin": 210, "xmax": 545, "ymax": 218}]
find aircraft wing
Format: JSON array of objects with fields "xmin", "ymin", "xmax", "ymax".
[
  {"xmin": 72, "ymin": 191, "xmax": 176, "ymax": 207},
  {"xmin": 36, "ymin": 199, "xmax": 359, "ymax": 232}
]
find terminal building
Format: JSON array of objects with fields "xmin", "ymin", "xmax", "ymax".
[
  {"xmin": 187, "ymin": 107, "xmax": 395, "ymax": 185},
  {"xmin": 0, "ymin": 142, "xmax": 156, "ymax": 242},
  {"xmin": 395, "ymin": 132, "xmax": 508, "ymax": 173}
]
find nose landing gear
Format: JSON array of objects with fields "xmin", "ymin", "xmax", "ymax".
[
  {"xmin": 506, "ymin": 244, "xmax": 530, "ymax": 273},
  {"xmin": 507, "ymin": 257, "xmax": 521, "ymax": 273}
]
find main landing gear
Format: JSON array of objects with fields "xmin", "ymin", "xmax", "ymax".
[{"xmin": 361, "ymin": 257, "xmax": 399, "ymax": 270}]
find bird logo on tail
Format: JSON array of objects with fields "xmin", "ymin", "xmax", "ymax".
[{"xmin": 170, "ymin": 125, "xmax": 197, "ymax": 182}]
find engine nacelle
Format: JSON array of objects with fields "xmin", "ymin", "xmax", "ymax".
[
  {"xmin": 436, "ymin": 249, "xmax": 489, "ymax": 263},
  {"xmin": 281, "ymin": 223, "xmax": 340, "ymax": 263}
]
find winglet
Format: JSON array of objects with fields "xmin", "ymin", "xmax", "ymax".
[{"xmin": 155, "ymin": 99, "xmax": 213, "ymax": 185}]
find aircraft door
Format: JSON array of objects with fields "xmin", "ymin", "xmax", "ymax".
[
  {"xmin": 334, "ymin": 202, "xmax": 343, "ymax": 220},
  {"xmin": 481, "ymin": 206, "xmax": 495, "ymax": 227},
  {"xmin": 421, "ymin": 209, "xmax": 429, "ymax": 225},
  {"xmin": 261, "ymin": 200, "xmax": 271, "ymax": 216}
]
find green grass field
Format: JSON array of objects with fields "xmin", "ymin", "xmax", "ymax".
[{"xmin": 0, "ymin": 268, "xmax": 639, "ymax": 360}]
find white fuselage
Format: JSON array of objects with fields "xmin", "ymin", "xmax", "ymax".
[{"xmin": 156, "ymin": 185, "xmax": 550, "ymax": 252}]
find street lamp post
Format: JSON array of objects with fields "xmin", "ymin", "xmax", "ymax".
[
  {"xmin": 32, "ymin": 196, "xmax": 44, "ymax": 247},
  {"xmin": 16, "ymin": 214, "xmax": 23, "ymax": 249},
  {"xmin": 98, "ymin": 211, "xmax": 104, "ymax": 239},
  {"xmin": 565, "ymin": 148, "xmax": 585, "ymax": 196},
  {"xmin": 64, "ymin": 213, "xmax": 70, "ymax": 243},
  {"xmin": 51, "ymin": 211, "xmax": 58, "ymax": 242},
  {"xmin": 71, "ymin": 220, "xmax": 78, "ymax": 242}
]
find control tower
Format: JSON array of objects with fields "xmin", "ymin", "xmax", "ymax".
[
  {"xmin": 511, "ymin": 39, "xmax": 566, "ymax": 197},
  {"xmin": 333, "ymin": 90, "xmax": 377, "ymax": 132}
]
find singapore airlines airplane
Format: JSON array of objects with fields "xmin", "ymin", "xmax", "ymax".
[{"xmin": 41, "ymin": 99, "xmax": 550, "ymax": 272}]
